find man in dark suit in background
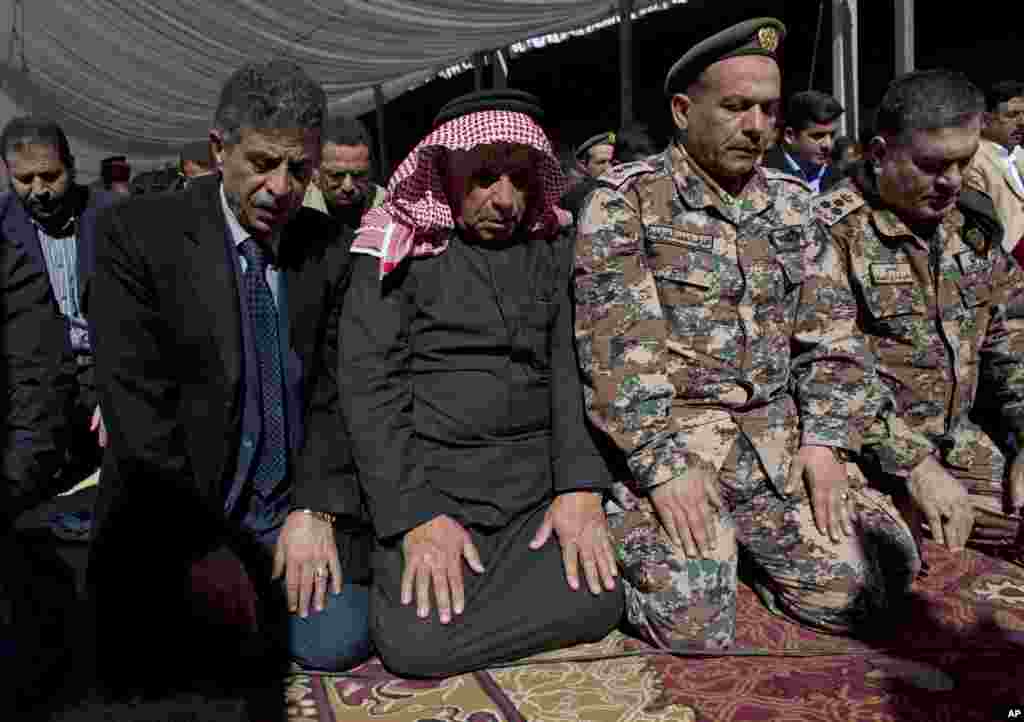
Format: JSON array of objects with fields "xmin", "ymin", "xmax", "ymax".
[
  {"xmin": 1, "ymin": 221, "xmax": 80, "ymax": 709},
  {"xmin": 89, "ymin": 60, "xmax": 372, "ymax": 695},
  {"xmin": 0, "ymin": 118, "xmax": 116, "ymax": 491},
  {"xmin": 762, "ymin": 90, "xmax": 844, "ymax": 193}
]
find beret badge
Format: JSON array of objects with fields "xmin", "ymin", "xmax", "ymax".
[{"xmin": 758, "ymin": 26, "xmax": 779, "ymax": 52}]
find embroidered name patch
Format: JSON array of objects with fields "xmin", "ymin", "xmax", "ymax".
[
  {"xmin": 646, "ymin": 224, "xmax": 718, "ymax": 253},
  {"xmin": 870, "ymin": 263, "xmax": 914, "ymax": 285},
  {"xmin": 955, "ymin": 251, "xmax": 990, "ymax": 276}
]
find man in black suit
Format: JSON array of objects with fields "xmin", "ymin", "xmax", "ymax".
[
  {"xmin": 761, "ymin": 90, "xmax": 844, "ymax": 193},
  {"xmin": 1, "ymin": 221, "xmax": 80, "ymax": 707},
  {"xmin": 89, "ymin": 60, "xmax": 371, "ymax": 693},
  {"xmin": 0, "ymin": 118, "xmax": 116, "ymax": 490}
]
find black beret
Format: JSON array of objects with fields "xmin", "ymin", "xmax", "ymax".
[
  {"xmin": 432, "ymin": 89, "xmax": 545, "ymax": 127},
  {"xmin": 575, "ymin": 131, "xmax": 616, "ymax": 159},
  {"xmin": 663, "ymin": 17, "xmax": 786, "ymax": 96},
  {"xmin": 179, "ymin": 140, "xmax": 211, "ymax": 164}
]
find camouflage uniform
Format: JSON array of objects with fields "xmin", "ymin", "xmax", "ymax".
[
  {"xmin": 574, "ymin": 144, "xmax": 919, "ymax": 649},
  {"xmin": 817, "ymin": 171, "xmax": 1024, "ymax": 554}
]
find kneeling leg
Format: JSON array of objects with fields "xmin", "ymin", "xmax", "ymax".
[{"xmin": 608, "ymin": 496, "xmax": 738, "ymax": 650}]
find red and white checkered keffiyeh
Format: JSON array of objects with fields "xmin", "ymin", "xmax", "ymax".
[{"xmin": 353, "ymin": 110, "xmax": 569, "ymax": 278}]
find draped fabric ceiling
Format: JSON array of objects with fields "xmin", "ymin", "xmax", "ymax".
[{"xmin": 0, "ymin": 1, "xmax": 676, "ymax": 179}]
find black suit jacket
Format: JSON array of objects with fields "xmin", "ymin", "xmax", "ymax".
[
  {"xmin": 88, "ymin": 176, "xmax": 368, "ymax": 594},
  {"xmin": 0, "ymin": 186, "xmax": 115, "ymax": 491},
  {"xmin": 0, "ymin": 227, "xmax": 77, "ymax": 528},
  {"xmin": 760, "ymin": 145, "xmax": 839, "ymax": 193}
]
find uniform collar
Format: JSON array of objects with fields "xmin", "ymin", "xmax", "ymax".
[
  {"xmin": 849, "ymin": 163, "xmax": 939, "ymax": 251},
  {"xmin": 669, "ymin": 142, "xmax": 771, "ymax": 219},
  {"xmin": 869, "ymin": 203, "xmax": 965, "ymax": 255}
]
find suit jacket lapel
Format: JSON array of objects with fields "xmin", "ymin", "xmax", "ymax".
[
  {"xmin": 184, "ymin": 177, "xmax": 243, "ymax": 390},
  {"xmin": 284, "ymin": 264, "xmax": 307, "ymax": 358},
  {"xmin": 77, "ymin": 189, "xmax": 101, "ymax": 287},
  {"xmin": 281, "ymin": 211, "xmax": 332, "ymax": 360},
  {"xmin": 2, "ymin": 195, "xmax": 47, "ymax": 276}
]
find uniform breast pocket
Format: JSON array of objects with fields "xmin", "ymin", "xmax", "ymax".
[
  {"xmin": 864, "ymin": 283, "xmax": 926, "ymax": 335},
  {"xmin": 746, "ymin": 228, "xmax": 804, "ymax": 306},
  {"xmin": 745, "ymin": 258, "xmax": 788, "ymax": 307},
  {"xmin": 956, "ymin": 278, "xmax": 991, "ymax": 310},
  {"xmin": 651, "ymin": 264, "xmax": 713, "ymax": 307},
  {"xmin": 954, "ymin": 250, "xmax": 993, "ymax": 310},
  {"xmin": 768, "ymin": 227, "xmax": 805, "ymax": 287}
]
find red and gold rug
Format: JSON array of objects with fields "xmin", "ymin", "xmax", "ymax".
[{"xmin": 286, "ymin": 541, "xmax": 1024, "ymax": 722}]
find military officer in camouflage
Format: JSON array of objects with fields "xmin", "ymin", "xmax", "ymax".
[
  {"xmin": 816, "ymin": 69, "xmax": 1024, "ymax": 564},
  {"xmin": 574, "ymin": 17, "xmax": 920, "ymax": 649}
]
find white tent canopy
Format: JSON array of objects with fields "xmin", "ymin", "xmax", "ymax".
[{"xmin": 0, "ymin": 1, "xmax": 684, "ymax": 181}]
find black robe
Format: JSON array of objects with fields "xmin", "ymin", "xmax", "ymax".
[{"xmin": 340, "ymin": 227, "xmax": 611, "ymax": 541}]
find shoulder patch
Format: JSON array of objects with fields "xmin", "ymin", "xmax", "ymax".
[
  {"xmin": 761, "ymin": 166, "xmax": 813, "ymax": 192},
  {"xmin": 957, "ymin": 186, "xmax": 1003, "ymax": 250},
  {"xmin": 600, "ymin": 158, "xmax": 657, "ymax": 190},
  {"xmin": 814, "ymin": 187, "xmax": 866, "ymax": 226}
]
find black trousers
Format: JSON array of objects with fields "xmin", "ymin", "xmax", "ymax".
[
  {"xmin": 2, "ymin": 531, "xmax": 76, "ymax": 708},
  {"xmin": 370, "ymin": 502, "xmax": 624, "ymax": 678}
]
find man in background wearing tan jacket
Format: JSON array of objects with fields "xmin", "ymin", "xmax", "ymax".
[{"xmin": 966, "ymin": 80, "xmax": 1024, "ymax": 259}]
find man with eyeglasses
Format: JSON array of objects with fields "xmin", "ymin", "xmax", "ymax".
[{"xmin": 307, "ymin": 116, "xmax": 384, "ymax": 232}]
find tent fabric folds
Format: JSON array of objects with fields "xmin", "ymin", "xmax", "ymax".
[{"xmin": 0, "ymin": 1, "xmax": 669, "ymax": 159}]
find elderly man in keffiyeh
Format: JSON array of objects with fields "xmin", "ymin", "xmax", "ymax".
[{"xmin": 340, "ymin": 90, "xmax": 624, "ymax": 677}]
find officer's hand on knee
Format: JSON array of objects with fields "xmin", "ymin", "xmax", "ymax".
[
  {"xmin": 401, "ymin": 515, "xmax": 485, "ymax": 625},
  {"xmin": 649, "ymin": 469, "xmax": 723, "ymax": 558},
  {"xmin": 908, "ymin": 455, "xmax": 974, "ymax": 552},
  {"xmin": 790, "ymin": 446, "xmax": 855, "ymax": 544}
]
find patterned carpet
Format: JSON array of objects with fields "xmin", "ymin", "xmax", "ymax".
[{"xmin": 284, "ymin": 541, "xmax": 1024, "ymax": 722}]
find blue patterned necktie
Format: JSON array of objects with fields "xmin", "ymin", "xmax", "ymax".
[{"xmin": 239, "ymin": 238, "xmax": 287, "ymax": 494}]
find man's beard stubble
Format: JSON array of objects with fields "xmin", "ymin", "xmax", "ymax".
[
  {"xmin": 15, "ymin": 182, "xmax": 74, "ymax": 233},
  {"xmin": 327, "ymin": 189, "xmax": 364, "ymax": 213}
]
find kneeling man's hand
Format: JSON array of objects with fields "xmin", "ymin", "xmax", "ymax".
[
  {"xmin": 90, "ymin": 405, "xmax": 108, "ymax": 448},
  {"xmin": 402, "ymin": 515, "xmax": 485, "ymax": 625},
  {"xmin": 649, "ymin": 467, "xmax": 723, "ymax": 558},
  {"xmin": 530, "ymin": 491, "xmax": 617, "ymax": 594},
  {"xmin": 273, "ymin": 511, "xmax": 343, "ymax": 619},
  {"xmin": 787, "ymin": 445, "xmax": 855, "ymax": 544},
  {"xmin": 908, "ymin": 455, "xmax": 974, "ymax": 552}
]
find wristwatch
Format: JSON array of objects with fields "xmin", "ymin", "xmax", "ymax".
[
  {"xmin": 294, "ymin": 508, "xmax": 337, "ymax": 525},
  {"xmin": 831, "ymin": 447, "xmax": 852, "ymax": 463}
]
